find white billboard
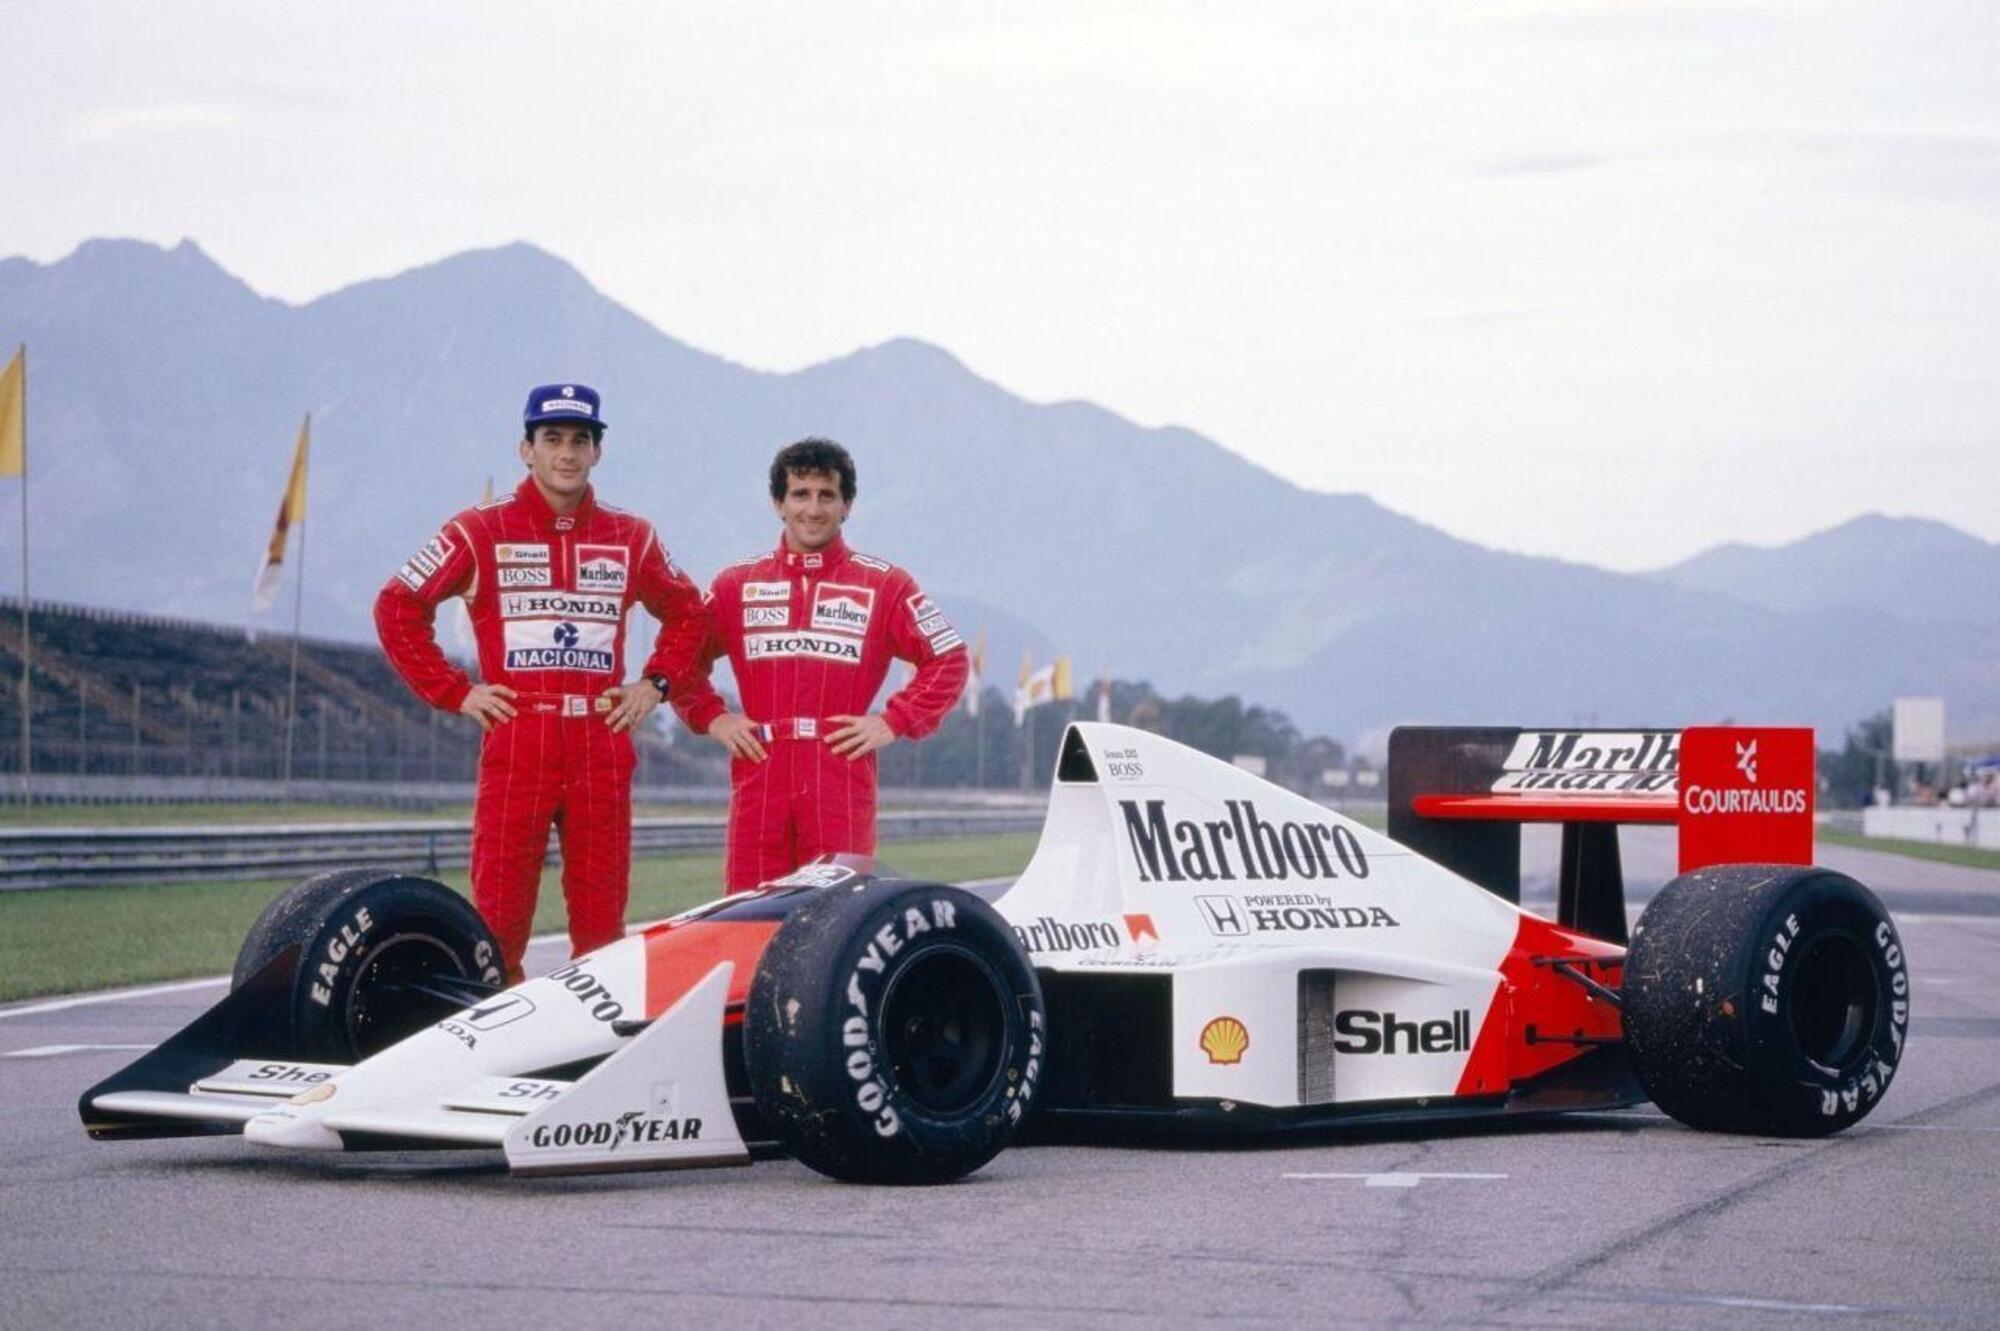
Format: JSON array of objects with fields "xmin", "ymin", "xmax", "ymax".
[{"xmin": 1892, "ymin": 697, "xmax": 1946, "ymax": 764}]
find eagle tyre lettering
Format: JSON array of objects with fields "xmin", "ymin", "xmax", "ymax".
[
  {"xmin": 231, "ymin": 869, "xmax": 504, "ymax": 1062},
  {"xmin": 1622, "ymin": 864, "xmax": 1907, "ymax": 1137},
  {"xmin": 745, "ymin": 879, "xmax": 1044, "ymax": 1184}
]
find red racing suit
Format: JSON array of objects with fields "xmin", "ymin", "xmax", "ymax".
[
  {"xmin": 671, "ymin": 534, "xmax": 968, "ymax": 890},
  {"xmin": 375, "ymin": 478, "xmax": 707, "ymax": 980}
]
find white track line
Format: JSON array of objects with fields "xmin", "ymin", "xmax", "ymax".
[
  {"xmin": 3, "ymin": 1043, "xmax": 153, "ymax": 1057},
  {"xmin": 0, "ymin": 976, "xmax": 230, "ymax": 1021},
  {"xmin": 1285, "ymin": 1172, "xmax": 1509, "ymax": 1188}
]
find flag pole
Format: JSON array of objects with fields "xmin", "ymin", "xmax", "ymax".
[
  {"xmin": 16, "ymin": 345, "xmax": 30, "ymax": 815},
  {"xmin": 279, "ymin": 413, "xmax": 309, "ymax": 805}
]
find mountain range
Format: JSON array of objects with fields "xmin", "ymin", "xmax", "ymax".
[{"xmin": 2, "ymin": 237, "xmax": 1994, "ymax": 745}]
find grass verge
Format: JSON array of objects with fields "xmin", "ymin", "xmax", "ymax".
[
  {"xmin": 1818, "ymin": 826, "xmax": 2000, "ymax": 872},
  {"xmin": 0, "ymin": 832, "xmax": 1038, "ymax": 1004}
]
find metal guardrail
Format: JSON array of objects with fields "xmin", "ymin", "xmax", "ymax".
[
  {"xmin": 0, "ymin": 773, "xmax": 1049, "ymax": 810},
  {"xmin": 0, "ymin": 809, "xmax": 1046, "ymax": 891}
]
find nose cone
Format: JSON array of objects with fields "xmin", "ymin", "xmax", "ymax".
[{"xmin": 244, "ymin": 1108, "xmax": 344, "ymax": 1152}]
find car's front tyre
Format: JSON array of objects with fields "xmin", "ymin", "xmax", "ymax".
[
  {"xmin": 744, "ymin": 879, "xmax": 1045, "ymax": 1184},
  {"xmin": 235, "ymin": 868, "xmax": 503, "ymax": 1061}
]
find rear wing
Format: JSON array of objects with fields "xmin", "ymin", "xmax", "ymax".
[{"xmin": 1387, "ymin": 725, "xmax": 1815, "ymax": 944}]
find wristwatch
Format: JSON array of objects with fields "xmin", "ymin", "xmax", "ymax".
[{"xmin": 646, "ymin": 674, "xmax": 672, "ymax": 700}]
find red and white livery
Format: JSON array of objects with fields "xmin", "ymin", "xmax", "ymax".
[{"xmin": 80, "ymin": 721, "xmax": 1907, "ymax": 1183}]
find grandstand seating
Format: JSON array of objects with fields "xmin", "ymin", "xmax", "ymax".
[{"xmin": 0, "ymin": 597, "xmax": 720, "ymax": 800}]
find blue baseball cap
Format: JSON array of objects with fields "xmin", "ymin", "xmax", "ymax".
[{"xmin": 523, "ymin": 383, "xmax": 607, "ymax": 433}]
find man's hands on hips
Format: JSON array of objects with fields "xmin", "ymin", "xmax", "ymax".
[
  {"xmin": 708, "ymin": 713, "xmax": 768, "ymax": 762},
  {"xmin": 827, "ymin": 713, "xmax": 897, "ymax": 760},
  {"xmin": 458, "ymin": 683, "xmax": 518, "ymax": 732},
  {"xmin": 602, "ymin": 680, "xmax": 663, "ymax": 735}
]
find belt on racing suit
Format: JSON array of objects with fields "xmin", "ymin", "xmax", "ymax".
[
  {"xmin": 513, "ymin": 691, "xmax": 614, "ymax": 718},
  {"xmin": 754, "ymin": 716, "xmax": 833, "ymax": 742}
]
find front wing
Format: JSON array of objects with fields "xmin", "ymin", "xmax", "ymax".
[{"xmin": 79, "ymin": 946, "xmax": 750, "ymax": 1176}]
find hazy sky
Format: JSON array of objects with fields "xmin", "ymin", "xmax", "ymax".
[{"xmin": 6, "ymin": 1, "xmax": 1997, "ymax": 569}]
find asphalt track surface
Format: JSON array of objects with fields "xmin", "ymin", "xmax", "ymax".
[{"xmin": 5, "ymin": 832, "xmax": 1999, "ymax": 1328}]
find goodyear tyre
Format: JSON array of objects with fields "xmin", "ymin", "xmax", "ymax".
[
  {"xmin": 234, "ymin": 868, "xmax": 503, "ymax": 1062},
  {"xmin": 1623, "ymin": 864, "xmax": 1908, "ymax": 1136},
  {"xmin": 744, "ymin": 879, "xmax": 1045, "ymax": 1184}
]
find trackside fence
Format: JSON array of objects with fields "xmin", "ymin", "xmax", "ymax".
[{"xmin": 0, "ymin": 809, "xmax": 1045, "ymax": 891}]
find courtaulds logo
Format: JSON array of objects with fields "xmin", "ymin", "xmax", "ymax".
[{"xmin": 1736, "ymin": 739, "xmax": 1759, "ymax": 784}]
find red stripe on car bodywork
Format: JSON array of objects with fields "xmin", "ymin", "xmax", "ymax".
[
  {"xmin": 1456, "ymin": 914, "xmax": 1625, "ymax": 1097},
  {"xmin": 640, "ymin": 919, "xmax": 782, "ymax": 1019}
]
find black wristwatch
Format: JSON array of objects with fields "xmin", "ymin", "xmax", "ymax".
[{"xmin": 647, "ymin": 674, "xmax": 672, "ymax": 700}]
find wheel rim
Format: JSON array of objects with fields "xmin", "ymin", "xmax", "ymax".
[
  {"xmin": 879, "ymin": 943, "xmax": 1010, "ymax": 1119},
  {"xmin": 1787, "ymin": 930, "xmax": 1879, "ymax": 1075},
  {"xmin": 343, "ymin": 931, "xmax": 465, "ymax": 1057}
]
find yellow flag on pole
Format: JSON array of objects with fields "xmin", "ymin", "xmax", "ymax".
[
  {"xmin": 1013, "ymin": 655, "xmax": 1073, "ymax": 725},
  {"xmin": 0, "ymin": 347, "xmax": 24, "ymax": 478},
  {"xmin": 964, "ymin": 631, "xmax": 986, "ymax": 717},
  {"xmin": 251, "ymin": 415, "xmax": 311, "ymax": 612}
]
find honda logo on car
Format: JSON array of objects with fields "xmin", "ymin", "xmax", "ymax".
[
  {"xmin": 1195, "ymin": 893, "xmax": 1398, "ymax": 936},
  {"xmin": 1120, "ymin": 799, "xmax": 1369, "ymax": 883},
  {"xmin": 1333, "ymin": 1008, "xmax": 1472, "ymax": 1055},
  {"xmin": 1197, "ymin": 895, "xmax": 1244, "ymax": 934}
]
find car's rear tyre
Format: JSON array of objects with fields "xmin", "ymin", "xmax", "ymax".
[
  {"xmin": 1623, "ymin": 863, "xmax": 1908, "ymax": 1136},
  {"xmin": 744, "ymin": 880, "xmax": 1045, "ymax": 1184},
  {"xmin": 234, "ymin": 868, "xmax": 503, "ymax": 1062}
]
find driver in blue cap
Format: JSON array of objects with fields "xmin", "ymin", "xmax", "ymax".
[{"xmin": 376, "ymin": 383, "xmax": 710, "ymax": 980}]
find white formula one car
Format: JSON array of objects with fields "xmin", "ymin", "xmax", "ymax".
[{"xmin": 81, "ymin": 721, "xmax": 1908, "ymax": 1183}]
